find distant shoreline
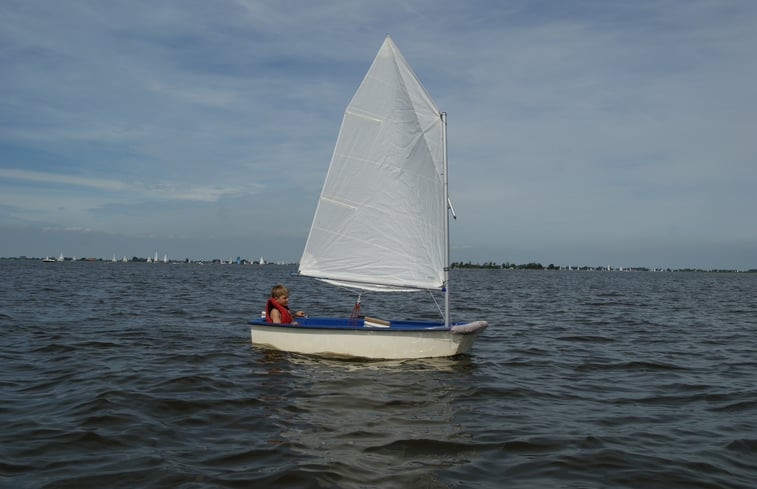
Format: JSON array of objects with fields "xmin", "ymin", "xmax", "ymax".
[
  {"xmin": 2, "ymin": 256, "xmax": 754, "ymax": 273},
  {"xmin": 0, "ymin": 256, "xmax": 295, "ymax": 266},
  {"xmin": 451, "ymin": 261, "xmax": 757, "ymax": 273}
]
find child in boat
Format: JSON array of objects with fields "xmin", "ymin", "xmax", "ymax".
[{"xmin": 266, "ymin": 284, "xmax": 305, "ymax": 324}]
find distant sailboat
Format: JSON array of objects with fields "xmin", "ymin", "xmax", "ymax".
[
  {"xmin": 259, "ymin": 256, "xmax": 266, "ymax": 265},
  {"xmin": 57, "ymin": 253, "xmax": 64, "ymax": 262},
  {"xmin": 249, "ymin": 36, "xmax": 487, "ymax": 359}
]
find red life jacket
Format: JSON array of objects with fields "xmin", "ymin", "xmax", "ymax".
[{"xmin": 266, "ymin": 297, "xmax": 293, "ymax": 323}]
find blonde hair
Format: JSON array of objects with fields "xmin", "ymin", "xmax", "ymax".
[{"xmin": 271, "ymin": 284, "xmax": 288, "ymax": 299}]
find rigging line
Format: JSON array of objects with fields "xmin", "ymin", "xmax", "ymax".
[
  {"xmin": 448, "ymin": 197, "xmax": 457, "ymax": 219},
  {"xmin": 429, "ymin": 290, "xmax": 445, "ymax": 322}
]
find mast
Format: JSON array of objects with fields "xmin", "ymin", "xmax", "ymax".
[{"xmin": 442, "ymin": 111, "xmax": 450, "ymax": 329}]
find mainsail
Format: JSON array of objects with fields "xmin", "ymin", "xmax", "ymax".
[{"xmin": 299, "ymin": 36, "xmax": 446, "ymax": 292}]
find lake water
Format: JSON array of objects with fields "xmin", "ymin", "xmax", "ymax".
[{"xmin": 1, "ymin": 260, "xmax": 756, "ymax": 488}]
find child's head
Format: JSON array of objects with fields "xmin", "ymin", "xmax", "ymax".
[{"xmin": 271, "ymin": 284, "xmax": 289, "ymax": 300}]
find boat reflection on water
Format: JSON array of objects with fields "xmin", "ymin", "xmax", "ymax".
[{"xmin": 254, "ymin": 350, "xmax": 479, "ymax": 487}]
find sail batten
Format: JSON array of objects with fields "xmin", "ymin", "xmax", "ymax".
[
  {"xmin": 345, "ymin": 110, "xmax": 383, "ymax": 122},
  {"xmin": 299, "ymin": 36, "xmax": 446, "ymax": 292}
]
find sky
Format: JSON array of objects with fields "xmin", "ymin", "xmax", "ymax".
[{"xmin": 1, "ymin": 0, "xmax": 755, "ymax": 269}]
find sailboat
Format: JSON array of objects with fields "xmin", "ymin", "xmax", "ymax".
[{"xmin": 248, "ymin": 36, "xmax": 487, "ymax": 359}]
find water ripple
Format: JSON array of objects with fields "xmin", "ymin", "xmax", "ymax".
[{"xmin": 1, "ymin": 263, "xmax": 757, "ymax": 488}]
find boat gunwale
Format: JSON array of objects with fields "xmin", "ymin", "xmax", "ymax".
[{"xmin": 248, "ymin": 316, "xmax": 459, "ymax": 332}]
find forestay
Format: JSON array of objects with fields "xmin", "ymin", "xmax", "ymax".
[{"xmin": 299, "ymin": 36, "xmax": 446, "ymax": 292}]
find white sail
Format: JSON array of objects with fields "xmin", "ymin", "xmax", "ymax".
[{"xmin": 299, "ymin": 36, "xmax": 446, "ymax": 292}]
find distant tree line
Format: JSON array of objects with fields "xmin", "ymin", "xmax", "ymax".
[{"xmin": 450, "ymin": 261, "xmax": 757, "ymax": 273}]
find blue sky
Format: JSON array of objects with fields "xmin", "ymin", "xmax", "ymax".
[{"xmin": 1, "ymin": 0, "xmax": 755, "ymax": 268}]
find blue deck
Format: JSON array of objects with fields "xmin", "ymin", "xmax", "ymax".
[{"xmin": 248, "ymin": 316, "xmax": 453, "ymax": 331}]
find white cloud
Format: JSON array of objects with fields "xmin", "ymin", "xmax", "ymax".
[
  {"xmin": 0, "ymin": 168, "xmax": 259, "ymax": 201},
  {"xmin": 0, "ymin": 169, "xmax": 128, "ymax": 191}
]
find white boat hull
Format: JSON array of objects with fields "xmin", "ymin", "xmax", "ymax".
[{"xmin": 249, "ymin": 319, "xmax": 487, "ymax": 360}]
